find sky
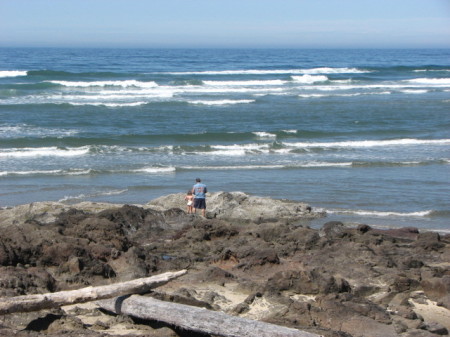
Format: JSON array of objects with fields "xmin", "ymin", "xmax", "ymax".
[{"xmin": 1, "ymin": 0, "xmax": 450, "ymax": 48}]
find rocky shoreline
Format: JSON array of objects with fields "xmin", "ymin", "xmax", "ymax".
[{"xmin": 0, "ymin": 192, "xmax": 449, "ymax": 337}]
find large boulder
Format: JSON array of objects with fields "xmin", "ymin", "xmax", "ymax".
[
  {"xmin": 147, "ymin": 191, "xmax": 324, "ymax": 223},
  {"xmin": 0, "ymin": 201, "xmax": 124, "ymax": 227}
]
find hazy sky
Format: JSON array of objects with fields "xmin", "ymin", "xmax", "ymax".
[{"xmin": 1, "ymin": 0, "xmax": 450, "ymax": 48}]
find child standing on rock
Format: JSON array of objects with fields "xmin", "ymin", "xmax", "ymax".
[{"xmin": 184, "ymin": 190, "xmax": 194, "ymax": 214}]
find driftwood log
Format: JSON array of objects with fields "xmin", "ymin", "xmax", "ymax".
[
  {"xmin": 0, "ymin": 269, "xmax": 186, "ymax": 315},
  {"xmin": 98, "ymin": 294, "xmax": 321, "ymax": 337}
]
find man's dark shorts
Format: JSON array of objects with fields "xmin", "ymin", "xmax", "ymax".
[{"xmin": 194, "ymin": 198, "xmax": 206, "ymax": 209}]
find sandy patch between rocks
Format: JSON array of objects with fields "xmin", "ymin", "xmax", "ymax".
[{"xmin": 409, "ymin": 296, "xmax": 450, "ymax": 331}]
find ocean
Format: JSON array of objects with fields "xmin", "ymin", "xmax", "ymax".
[{"xmin": 0, "ymin": 48, "xmax": 449, "ymax": 232}]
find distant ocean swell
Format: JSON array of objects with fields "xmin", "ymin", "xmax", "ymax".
[
  {"xmin": 3, "ymin": 65, "xmax": 450, "ymax": 78},
  {"xmin": 1, "ymin": 73, "xmax": 449, "ymax": 106},
  {"xmin": 1, "ymin": 138, "xmax": 449, "ymax": 157},
  {"xmin": 2, "ymin": 159, "xmax": 449, "ymax": 178}
]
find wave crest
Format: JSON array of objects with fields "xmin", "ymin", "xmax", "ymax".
[
  {"xmin": 0, "ymin": 70, "xmax": 28, "ymax": 78},
  {"xmin": 47, "ymin": 80, "xmax": 158, "ymax": 88}
]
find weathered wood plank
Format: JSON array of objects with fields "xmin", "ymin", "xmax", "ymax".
[
  {"xmin": 0, "ymin": 270, "xmax": 187, "ymax": 315},
  {"xmin": 98, "ymin": 294, "xmax": 321, "ymax": 337}
]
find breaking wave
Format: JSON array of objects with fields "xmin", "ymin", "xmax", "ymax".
[
  {"xmin": 0, "ymin": 70, "xmax": 28, "ymax": 78},
  {"xmin": 327, "ymin": 208, "xmax": 434, "ymax": 217},
  {"xmin": 188, "ymin": 99, "xmax": 255, "ymax": 105},
  {"xmin": 47, "ymin": 80, "xmax": 158, "ymax": 88},
  {"xmin": 161, "ymin": 67, "xmax": 370, "ymax": 75}
]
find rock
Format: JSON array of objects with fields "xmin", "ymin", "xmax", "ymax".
[
  {"xmin": 421, "ymin": 276, "xmax": 450, "ymax": 308},
  {"xmin": 148, "ymin": 191, "xmax": 324, "ymax": 222},
  {"xmin": 59, "ymin": 257, "xmax": 82, "ymax": 274},
  {"xmin": 357, "ymin": 224, "xmax": 372, "ymax": 233},
  {"xmin": 0, "ymin": 266, "xmax": 56, "ymax": 296},
  {"xmin": 320, "ymin": 221, "xmax": 349, "ymax": 239},
  {"xmin": 380, "ymin": 227, "xmax": 420, "ymax": 240},
  {"xmin": 0, "ymin": 201, "xmax": 124, "ymax": 227},
  {"xmin": 0, "ymin": 196, "xmax": 449, "ymax": 337},
  {"xmin": 266, "ymin": 270, "xmax": 351, "ymax": 295},
  {"xmin": 392, "ymin": 276, "xmax": 421, "ymax": 292},
  {"xmin": 422, "ymin": 322, "xmax": 448, "ymax": 335},
  {"xmin": 416, "ymin": 232, "xmax": 445, "ymax": 251},
  {"xmin": 237, "ymin": 248, "xmax": 280, "ymax": 269},
  {"xmin": 311, "ymin": 295, "xmax": 398, "ymax": 337}
]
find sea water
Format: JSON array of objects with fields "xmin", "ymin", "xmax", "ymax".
[{"xmin": 0, "ymin": 48, "xmax": 449, "ymax": 232}]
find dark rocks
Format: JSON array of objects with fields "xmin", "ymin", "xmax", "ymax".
[
  {"xmin": 416, "ymin": 232, "xmax": 445, "ymax": 251},
  {"xmin": 237, "ymin": 248, "xmax": 280, "ymax": 269},
  {"xmin": 392, "ymin": 276, "xmax": 421, "ymax": 292},
  {"xmin": 0, "ymin": 266, "xmax": 56, "ymax": 296},
  {"xmin": 0, "ymin": 197, "xmax": 449, "ymax": 337},
  {"xmin": 320, "ymin": 221, "xmax": 349, "ymax": 239},
  {"xmin": 421, "ymin": 276, "xmax": 450, "ymax": 309},
  {"xmin": 266, "ymin": 270, "xmax": 351, "ymax": 295}
]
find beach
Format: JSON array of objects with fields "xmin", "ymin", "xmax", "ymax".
[
  {"xmin": 0, "ymin": 193, "xmax": 449, "ymax": 336},
  {"xmin": 0, "ymin": 48, "xmax": 449, "ymax": 336}
]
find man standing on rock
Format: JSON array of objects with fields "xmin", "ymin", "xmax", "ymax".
[{"xmin": 192, "ymin": 178, "xmax": 207, "ymax": 217}]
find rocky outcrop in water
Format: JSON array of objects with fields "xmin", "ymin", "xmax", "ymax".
[
  {"xmin": 0, "ymin": 193, "xmax": 449, "ymax": 337},
  {"xmin": 148, "ymin": 191, "xmax": 323, "ymax": 223}
]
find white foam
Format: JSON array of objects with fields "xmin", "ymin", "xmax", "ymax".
[
  {"xmin": 302, "ymin": 67, "xmax": 369, "ymax": 74},
  {"xmin": 284, "ymin": 138, "xmax": 450, "ymax": 149},
  {"xmin": 59, "ymin": 194, "xmax": 87, "ymax": 202},
  {"xmin": 66, "ymin": 169, "xmax": 93, "ymax": 175},
  {"xmin": 1, "ymin": 170, "xmax": 63, "ymax": 176},
  {"xmin": 132, "ymin": 167, "xmax": 176, "ymax": 174},
  {"xmin": 48, "ymin": 80, "xmax": 158, "ymax": 88},
  {"xmin": 183, "ymin": 87, "xmax": 283, "ymax": 94},
  {"xmin": 332, "ymin": 79, "xmax": 353, "ymax": 84},
  {"xmin": 180, "ymin": 161, "xmax": 352, "ymax": 170},
  {"xmin": 203, "ymin": 80, "xmax": 286, "ymax": 86},
  {"xmin": 282, "ymin": 130, "xmax": 297, "ymax": 134},
  {"xmin": 0, "ymin": 169, "xmax": 93, "ymax": 176},
  {"xmin": 253, "ymin": 132, "xmax": 277, "ymax": 139},
  {"xmin": 414, "ymin": 69, "xmax": 450, "ymax": 72},
  {"xmin": 309, "ymin": 81, "xmax": 442, "ymax": 91},
  {"xmin": 400, "ymin": 89, "xmax": 429, "ymax": 94},
  {"xmin": 70, "ymin": 102, "xmax": 147, "ymax": 107},
  {"xmin": 58, "ymin": 189, "xmax": 128, "ymax": 203},
  {"xmin": 207, "ymin": 149, "xmax": 247, "ymax": 156},
  {"xmin": 204, "ymin": 143, "xmax": 272, "ymax": 156},
  {"xmin": 188, "ymin": 99, "xmax": 255, "ymax": 105},
  {"xmin": 211, "ymin": 143, "xmax": 270, "ymax": 151},
  {"xmin": 328, "ymin": 208, "xmax": 433, "ymax": 217},
  {"xmin": 295, "ymin": 162, "xmax": 353, "ymax": 167},
  {"xmin": 162, "ymin": 67, "xmax": 370, "ymax": 75},
  {"xmin": 405, "ymin": 78, "xmax": 450, "ymax": 85},
  {"xmin": 299, "ymin": 94, "xmax": 328, "ymax": 98},
  {"xmin": 181, "ymin": 165, "xmax": 285, "ymax": 170},
  {"xmin": 0, "ymin": 125, "xmax": 79, "ymax": 138},
  {"xmin": 0, "ymin": 146, "xmax": 90, "ymax": 158},
  {"xmin": 291, "ymin": 75, "xmax": 329, "ymax": 84},
  {"xmin": 100, "ymin": 189, "xmax": 128, "ymax": 196},
  {"xmin": 0, "ymin": 70, "xmax": 27, "ymax": 78},
  {"xmin": 0, "ymin": 168, "xmax": 95, "ymax": 176},
  {"xmin": 299, "ymin": 92, "xmax": 391, "ymax": 98}
]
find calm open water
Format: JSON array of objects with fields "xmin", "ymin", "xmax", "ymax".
[{"xmin": 0, "ymin": 48, "xmax": 449, "ymax": 232}]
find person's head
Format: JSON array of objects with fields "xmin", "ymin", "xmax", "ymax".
[
  {"xmin": 195, "ymin": 178, "xmax": 201, "ymax": 183},
  {"xmin": 187, "ymin": 190, "xmax": 192, "ymax": 195}
]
